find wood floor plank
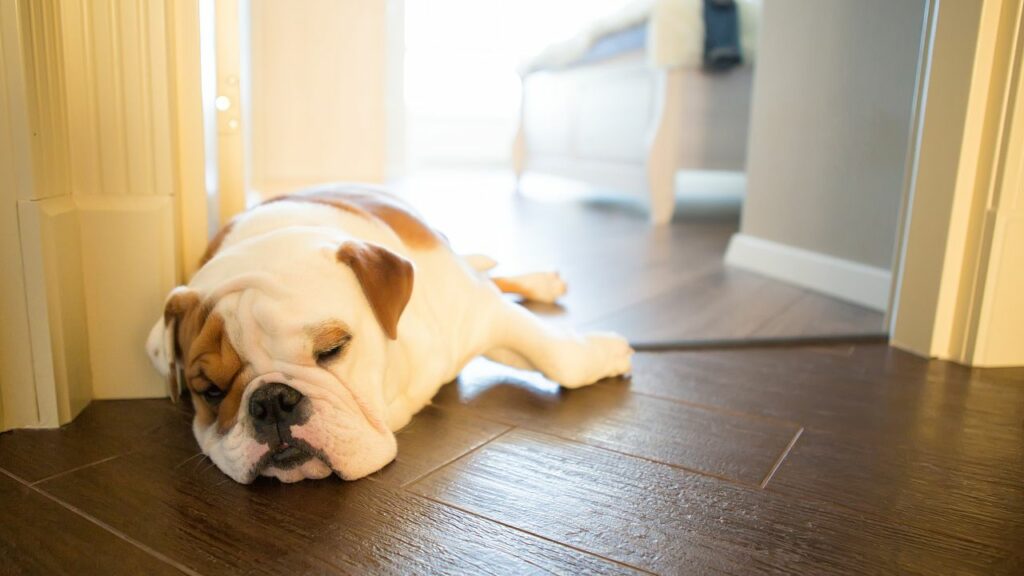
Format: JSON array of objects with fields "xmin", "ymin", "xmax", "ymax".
[
  {"xmin": 0, "ymin": 471, "xmax": 183, "ymax": 575},
  {"xmin": 769, "ymin": 428, "xmax": 1024, "ymax": 553},
  {"xmin": 0, "ymin": 399, "xmax": 191, "ymax": 483},
  {"xmin": 37, "ymin": 443, "xmax": 641, "ymax": 575},
  {"xmin": 627, "ymin": 344, "xmax": 1024, "ymax": 551},
  {"xmin": 370, "ymin": 405, "xmax": 511, "ymax": 487},
  {"xmin": 750, "ymin": 289, "xmax": 886, "ymax": 338},
  {"xmin": 628, "ymin": 345, "xmax": 1024, "ymax": 436},
  {"xmin": 410, "ymin": 429, "xmax": 1020, "ymax": 575},
  {"xmin": 521, "ymin": 223, "xmax": 736, "ymax": 332},
  {"xmin": 433, "ymin": 359, "xmax": 800, "ymax": 485},
  {"xmin": 581, "ymin": 267, "xmax": 806, "ymax": 342}
]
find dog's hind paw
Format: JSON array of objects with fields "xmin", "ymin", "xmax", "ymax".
[{"xmin": 513, "ymin": 271, "xmax": 568, "ymax": 304}]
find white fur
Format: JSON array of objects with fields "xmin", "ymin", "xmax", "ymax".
[
  {"xmin": 499, "ymin": 271, "xmax": 568, "ymax": 304},
  {"xmin": 147, "ymin": 188, "xmax": 633, "ymax": 483}
]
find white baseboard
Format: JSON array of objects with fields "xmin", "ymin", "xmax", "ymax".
[
  {"xmin": 725, "ymin": 233, "xmax": 892, "ymax": 311},
  {"xmin": 674, "ymin": 170, "xmax": 747, "ymax": 202}
]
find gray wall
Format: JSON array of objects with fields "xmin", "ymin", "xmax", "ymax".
[{"xmin": 740, "ymin": 0, "xmax": 926, "ymax": 269}]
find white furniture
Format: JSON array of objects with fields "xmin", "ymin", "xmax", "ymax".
[{"xmin": 514, "ymin": 0, "xmax": 760, "ymax": 223}]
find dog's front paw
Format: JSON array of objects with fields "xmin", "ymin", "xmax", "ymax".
[
  {"xmin": 560, "ymin": 332, "xmax": 634, "ymax": 389},
  {"xmin": 587, "ymin": 331, "xmax": 634, "ymax": 379}
]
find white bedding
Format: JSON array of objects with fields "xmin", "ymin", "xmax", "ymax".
[{"xmin": 523, "ymin": 0, "xmax": 761, "ymax": 73}]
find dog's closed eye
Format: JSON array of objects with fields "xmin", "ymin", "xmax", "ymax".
[
  {"xmin": 315, "ymin": 335, "xmax": 351, "ymax": 364},
  {"xmin": 310, "ymin": 322, "xmax": 352, "ymax": 365}
]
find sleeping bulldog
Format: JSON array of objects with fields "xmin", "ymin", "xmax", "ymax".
[{"xmin": 146, "ymin": 185, "xmax": 633, "ymax": 483}]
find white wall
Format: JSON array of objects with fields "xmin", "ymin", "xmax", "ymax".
[
  {"xmin": 739, "ymin": 0, "xmax": 925, "ymax": 269},
  {"xmin": 728, "ymin": 0, "xmax": 926, "ymax": 310}
]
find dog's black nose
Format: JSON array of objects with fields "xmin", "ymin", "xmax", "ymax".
[{"xmin": 249, "ymin": 382, "xmax": 304, "ymax": 423}]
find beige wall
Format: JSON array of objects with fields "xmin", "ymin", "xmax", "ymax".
[
  {"xmin": 740, "ymin": 0, "xmax": 926, "ymax": 269},
  {"xmin": 249, "ymin": 0, "xmax": 387, "ymax": 198}
]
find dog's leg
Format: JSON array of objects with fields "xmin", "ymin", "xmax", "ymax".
[
  {"xmin": 461, "ymin": 254, "xmax": 567, "ymax": 304},
  {"xmin": 483, "ymin": 298, "xmax": 632, "ymax": 388},
  {"xmin": 492, "ymin": 272, "xmax": 567, "ymax": 304},
  {"xmin": 483, "ymin": 347, "xmax": 537, "ymax": 371},
  {"xmin": 462, "ymin": 253, "xmax": 498, "ymax": 272}
]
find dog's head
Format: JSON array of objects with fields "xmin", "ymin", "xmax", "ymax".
[{"xmin": 147, "ymin": 229, "xmax": 413, "ymax": 483}]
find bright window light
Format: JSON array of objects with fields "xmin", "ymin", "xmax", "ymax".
[{"xmin": 403, "ymin": 0, "xmax": 634, "ymax": 168}]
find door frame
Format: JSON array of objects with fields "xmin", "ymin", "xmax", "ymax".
[
  {"xmin": 0, "ymin": 0, "xmax": 208, "ymax": 430},
  {"xmin": 0, "ymin": 0, "xmax": 43, "ymax": 430},
  {"xmin": 889, "ymin": 0, "xmax": 1024, "ymax": 366}
]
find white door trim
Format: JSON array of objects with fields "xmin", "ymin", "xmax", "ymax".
[
  {"xmin": 1, "ymin": 0, "xmax": 208, "ymax": 429},
  {"xmin": 890, "ymin": 0, "xmax": 1024, "ymax": 366}
]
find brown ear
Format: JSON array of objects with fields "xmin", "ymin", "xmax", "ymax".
[
  {"xmin": 163, "ymin": 287, "xmax": 202, "ymax": 400},
  {"xmin": 336, "ymin": 241, "xmax": 414, "ymax": 340}
]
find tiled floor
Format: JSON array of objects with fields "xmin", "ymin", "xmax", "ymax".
[{"xmin": 2, "ymin": 344, "xmax": 1022, "ymax": 574}]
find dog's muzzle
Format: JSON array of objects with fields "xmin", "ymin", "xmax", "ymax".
[{"xmin": 248, "ymin": 381, "xmax": 314, "ymax": 468}]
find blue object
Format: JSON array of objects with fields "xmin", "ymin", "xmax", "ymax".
[
  {"xmin": 704, "ymin": 0, "xmax": 742, "ymax": 71},
  {"xmin": 576, "ymin": 24, "xmax": 648, "ymax": 67}
]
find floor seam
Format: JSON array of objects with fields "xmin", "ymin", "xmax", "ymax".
[
  {"xmin": 30, "ymin": 453, "xmax": 125, "ymax": 486},
  {"xmin": 411, "ymin": 490, "xmax": 658, "ymax": 575},
  {"xmin": 0, "ymin": 466, "xmax": 30, "ymax": 486},
  {"xmin": 420, "ymin": 419, "xmax": 770, "ymax": 490},
  {"xmin": 759, "ymin": 426, "xmax": 804, "ymax": 489},
  {"xmin": 431, "ymin": 382, "xmax": 800, "ymax": 433},
  {"xmin": 763, "ymin": 477, "xmax": 1022, "ymax": 555},
  {"xmin": 743, "ymin": 290, "xmax": 807, "ymax": 339},
  {"xmin": 618, "ymin": 387, "xmax": 803, "ymax": 428},
  {"xmin": 630, "ymin": 333, "xmax": 888, "ymax": 352},
  {"xmin": 520, "ymin": 429, "xmax": 769, "ymax": 488},
  {"xmin": 575, "ymin": 258, "xmax": 724, "ymax": 331},
  {"xmin": 0, "ymin": 467, "xmax": 203, "ymax": 576},
  {"xmin": 400, "ymin": 426, "xmax": 517, "ymax": 489}
]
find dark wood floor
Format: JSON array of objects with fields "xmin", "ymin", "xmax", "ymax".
[
  {"xmin": 394, "ymin": 170, "xmax": 885, "ymax": 345},
  {"xmin": 1, "ymin": 344, "xmax": 1022, "ymax": 574}
]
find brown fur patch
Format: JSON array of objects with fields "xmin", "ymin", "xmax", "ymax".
[
  {"xmin": 200, "ymin": 188, "xmax": 442, "ymax": 269},
  {"xmin": 164, "ymin": 289, "xmax": 203, "ymax": 400},
  {"xmin": 187, "ymin": 313, "xmax": 246, "ymax": 432},
  {"xmin": 199, "ymin": 188, "xmax": 442, "ymax": 268},
  {"xmin": 165, "ymin": 292, "xmax": 247, "ymax": 432},
  {"xmin": 336, "ymin": 241, "xmax": 414, "ymax": 340},
  {"xmin": 492, "ymin": 274, "xmax": 565, "ymax": 303},
  {"xmin": 492, "ymin": 277, "xmax": 529, "ymax": 297},
  {"xmin": 270, "ymin": 188, "xmax": 444, "ymax": 249},
  {"xmin": 200, "ymin": 218, "xmax": 237, "ymax": 266},
  {"xmin": 309, "ymin": 322, "xmax": 351, "ymax": 355}
]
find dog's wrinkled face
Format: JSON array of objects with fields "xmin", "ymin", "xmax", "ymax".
[{"xmin": 150, "ymin": 232, "xmax": 413, "ymax": 483}]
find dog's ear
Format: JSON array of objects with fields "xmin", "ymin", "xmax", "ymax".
[
  {"xmin": 163, "ymin": 286, "xmax": 202, "ymax": 401},
  {"xmin": 336, "ymin": 241, "xmax": 414, "ymax": 340}
]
